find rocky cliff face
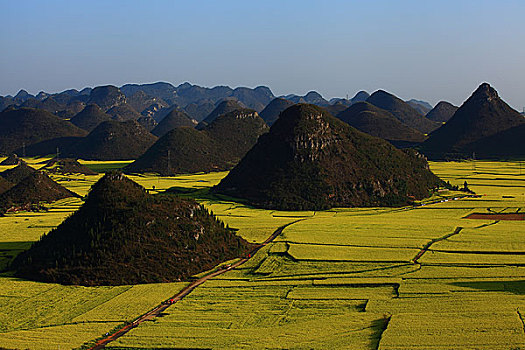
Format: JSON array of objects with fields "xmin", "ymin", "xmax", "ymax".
[
  {"xmin": 87, "ymin": 85, "xmax": 127, "ymax": 111},
  {"xmin": 288, "ymin": 111, "xmax": 337, "ymax": 162}
]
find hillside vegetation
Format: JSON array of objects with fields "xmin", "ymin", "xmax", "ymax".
[
  {"xmin": 70, "ymin": 104, "xmax": 112, "ymax": 132},
  {"xmin": 366, "ymin": 91, "xmax": 441, "ymax": 134},
  {"xmin": 337, "ymin": 102, "xmax": 426, "ymax": 143},
  {"xmin": 66, "ymin": 120, "xmax": 157, "ymax": 160},
  {"xmin": 215, "ymin": 104, "xmax": 442, "ymax": 210},
  {"xmin": 151, "ymin": 108, "xmax": 196, "ymax": 137},
  {"xmin": 126, "ymin": 109, "xmax": 268, "ymax": 175},
  {"xmin": 0, "ymin": 171, "xmax": 78, "ymax": 214},
  {"xmin": 12, "ymin": 173, "xmax": 253, "ymax": 285},
  {"xmin": 422, "ymin": 83, "xmax": 525, "ymax": 159},
  {"xmin": 0, "ymin": 108, "xmax": 87, "ymax": 155}
]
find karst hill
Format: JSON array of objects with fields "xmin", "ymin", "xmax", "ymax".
[
  {"xmin": 215, "ymin": 104, "xmax": 442, "ymax": 210},
  {"xmin": 421, "ymin": 83, "xmax": 525, "ymax": 159},
  {"xmin": 12, "ymin": 173, "xmax": 253, "ymax": 285},
  {"xmin": 0, "ymin": 163, "xmax": 36, "ymax": 185},
  {"xmin": 0, "ymin": 154, "xmax": 25, "ymax": 166},
  {"xmin": 151, "ymin": 108, "xmax": 197, "ymax": 137},
  {"xmin": 197, "ymin": 99, "xmax": 246, "ymax": 128},
  {"xmin": 366, "ymin": 90, "xmax": 441, "ymax": 134},
  {"xmin": 70, "ymin": 104, "xmax": 112, "ymax": 132},
  {"xmin": 0, "ymin": 107, "xmax": 87, "ymax": 154},
  {"xmin": 42, "ymin": 158, "xmax": 97, "ymax": 175},
  {"xmin": 125, "ymin": 108, "xmax": 269, "ymax": 175},
  {"xmin": 259, "ymin": 98, "xmax": 294, "ymax": 126},
  {"xmin": 66, "ymin": 120, "xmax": 157, "ymax": 160},
  {"xmin": 0, "ymin": 171, "xmax": 78, "ymax": 214},
  {"xmin": 337, "ymin": 101, "xmax": 426, "ymax": 145},
  {"xmin": 424, "ymin": 101, "xmax": 458, "ymax": 123}
]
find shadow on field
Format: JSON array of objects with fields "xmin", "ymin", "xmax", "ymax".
[
  {"xmin": 450, "ymin": 280, "xmax": 525, "ymax": 295},
  {"xmin": 0, "ymin": 241, "xmax": 33, "ymax": 271},
  {"xmin": 165, "ymin": 186, "xmax": 250, "ymax": 206},
  {"xmin": 369, "ymin": 315, "xmax": 391, "ymax": 350}
]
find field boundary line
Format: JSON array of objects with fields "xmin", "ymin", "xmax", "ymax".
[
  {"xmin": 284, "ymin": 240, "xmax": 418, "ymax": 250},
  {"xmin": 517, "ymin": 308, "xmax": 525, "ymax": 336},
  {"xmin": 411, "ymin": 227, "xmax": 463, "ymax": 264}
]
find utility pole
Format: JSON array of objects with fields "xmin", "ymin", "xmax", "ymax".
[
  {"xmin": 56, "ymin": 147, "xmax": 59, "ymax": 162},
  {"xmin": 22, "ymin": 142, "xmax": 25, "ymax": 158},
  {"xmin": 472, "ymin": 152, "xmax": 476, "ymax": 173}
]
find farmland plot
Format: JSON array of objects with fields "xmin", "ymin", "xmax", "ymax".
[
  {"xmin": 110, "ymin": 160, "xmax": 525, "ymax": 349},
  {"xmin": 111, "ymin": 279, "xmax": 389, "ymax": 350},
  {"xmin": 1, "ymin": 159, "xmax": 525, "ymax": 349}
]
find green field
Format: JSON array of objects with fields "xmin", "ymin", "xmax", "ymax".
[{"xmin": 0, "ymin": 159, "xmax": 524, "ymax": 349}]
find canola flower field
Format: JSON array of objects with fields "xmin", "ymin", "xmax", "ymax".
[{"xmin": 0, "ymin": 158, "xmax": 524, "ymax": 349}]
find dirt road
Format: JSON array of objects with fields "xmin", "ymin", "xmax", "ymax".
[{"xmin": 88, "ymin": 220, "xmax": 301, "ymax": 350}]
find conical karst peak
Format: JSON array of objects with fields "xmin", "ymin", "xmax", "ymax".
[{"xmin": 470, "ymin": 82, "xmax": 499, "ymax": 102}]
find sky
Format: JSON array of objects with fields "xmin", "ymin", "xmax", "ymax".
[{"xmin": 1, "ymin": 0, "xmax": 524, "ymax": 110}]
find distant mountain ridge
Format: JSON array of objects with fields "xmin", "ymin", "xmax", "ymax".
[
  {"xmin": 1, "ymin": 82, "xmax": 276, "ymax": 125},
  {"xmin": 121, "ymin": 82, "xmax": 275, "ymax": 113},
  {"xmin": 283, "ymin": 91, "xmax": 329, "ymax": 106},
  {"xmin": 406, "ymin": 99, "xmax": 433, "ymax": 115},
  {"xmin": 2, "ymin": 83, "xmax": 450, "ymax": 129}
]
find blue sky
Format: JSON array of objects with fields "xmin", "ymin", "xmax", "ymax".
[{"xmin": 1, "ymin": 0, "xmax": 524, "ymax": 109}]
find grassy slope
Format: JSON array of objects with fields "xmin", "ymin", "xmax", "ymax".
[{"xmin": 0, "ymin": 159, "xmax": 524, "ymax": 349}]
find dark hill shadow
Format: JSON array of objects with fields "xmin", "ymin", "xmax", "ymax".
[
  {"xmin": 0, "ymin": 241, "xmax": 33, "ymax": 271},
  {"xmin": 450, "ymin": 280, "xmax": 525, "ymax": 295}
]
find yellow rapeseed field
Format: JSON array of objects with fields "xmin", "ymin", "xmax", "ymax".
[{"xmin": 0, "ymin": 159, "xmax": 524, "ymax": 349}]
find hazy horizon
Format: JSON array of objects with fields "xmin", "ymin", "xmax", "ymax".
[{"xmin": 1, "ymin": 0, "xmax": 524, "ymax": 110}]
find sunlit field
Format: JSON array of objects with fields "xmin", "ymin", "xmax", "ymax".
[{"xmin": 0, "ymin": 159, "xmax": 524, "ymax": 349}]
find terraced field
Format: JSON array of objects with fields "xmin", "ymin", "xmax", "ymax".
[
  {"xmin": 104, "ymin": 160, "xmax": 525, "ymax": 350},
  {"xmin": 0, "ymin": 159, "xmax": 524, "ymax": 349}
]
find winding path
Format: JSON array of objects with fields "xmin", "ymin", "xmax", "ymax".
[{"xmin": 88, "ymin": 220, "xmax": 302, "ymax": 350}]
